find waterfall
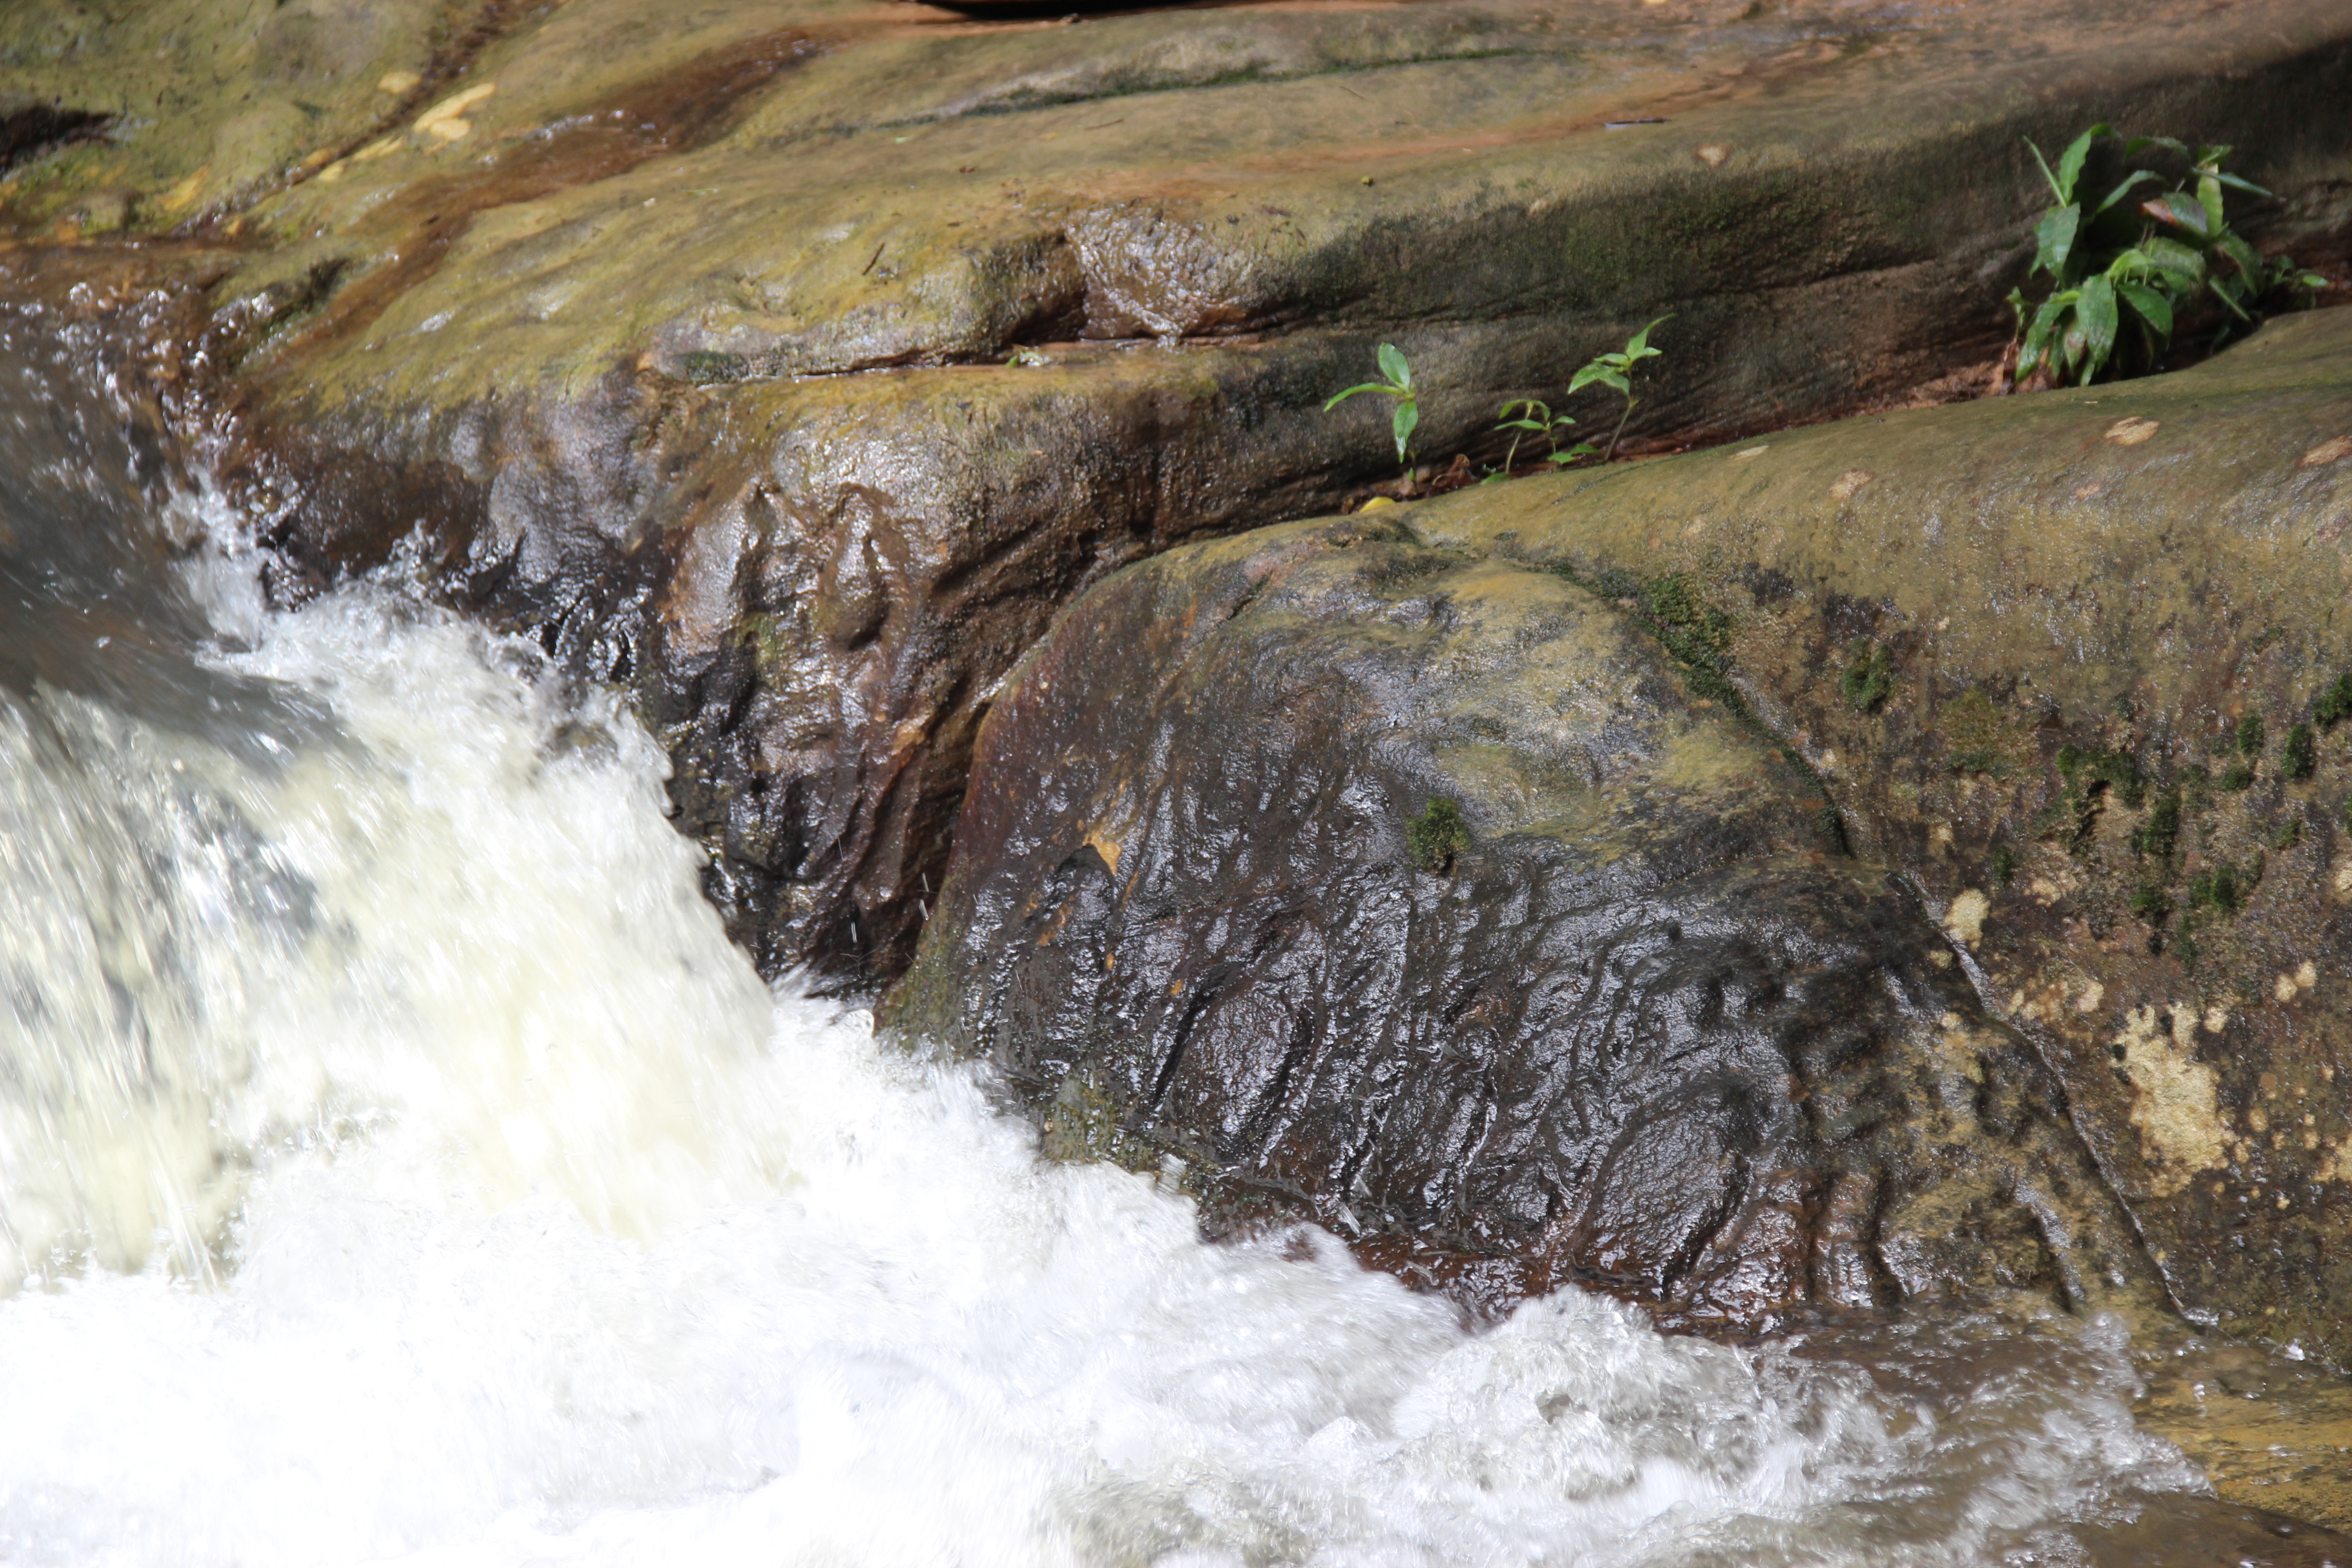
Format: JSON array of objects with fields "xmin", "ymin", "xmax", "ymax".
[{"xmin": 0, "ymin": 350, "xmax": 2202, "ymax": 1567}]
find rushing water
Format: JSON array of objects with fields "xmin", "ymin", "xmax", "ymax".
[{"xmin": 0, "ymin": 338, "xmax": 2227, "ymax": 1566}]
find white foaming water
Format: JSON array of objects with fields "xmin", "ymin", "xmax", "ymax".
[{"xmin": 0, "ymin": 582, "xmax": 2200, "ymax": 1568}]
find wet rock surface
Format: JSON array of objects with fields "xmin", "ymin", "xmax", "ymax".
[
  {"xmin": 883, "ymin": 514, "xmax": 2159, "ymax": 1331},
  {"xmin": 10, "ymin": 0, "xmax": 2352, "ymax": 1533},
  {"xmin": 11, "ymin": 0, "xmax": 2352, "ymax": 980},
  {"xmin": 1404, "ymin": 304, "xmax": 2352, "ymax": 1368}
]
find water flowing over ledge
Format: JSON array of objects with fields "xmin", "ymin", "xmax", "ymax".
[{"xmin": 0, "ymin": 555, "xmax": 2212, "ymax": 1565}]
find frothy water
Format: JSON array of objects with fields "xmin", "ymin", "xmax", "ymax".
[{"xmin": 0, "ymin": 481, "xmax": 2206, "ymax": 1560}]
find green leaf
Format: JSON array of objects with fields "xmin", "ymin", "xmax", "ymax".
[
  {"xmin": 2091, "ymin": 170, "xmax": 2159, "ymax": 216},
  {"xmin": 1390, "ymin": 400, "xmax": 1419, "ymax": 462},
  {"xmin": 2195, "ymin": 173, "xmax": 2225, "ymax": 236},
  {"xmin": 1376, "ymin": 342, "xmax": 1411, "ymax": 388},
  {"xmin": 2054, "ymin": 125, "xmax": 2110, "ymax": 202},
  {"xmin": 1624, "ymin": 314, "xmax": 1672, "ymax": 358},
  {"xmin": 1567, "ymin": 363, "xmax": 1623, "ymax": 396},
  {"xmin": 1548, "ymin": 442, "xmax": 1599, "ymax": 465},
  {"xmin": 2218, "ymin": 231, "xmax": 2264, "ymax": 281},
  {"xmin": 2211, "ymin": 170, "xmax": 2272, "ymax": 199},
  {"xmin": 2034, "ymin": 204, "xmax": 2082, "ymax": 278},
  {"xmin": 2145, "ymin": 235, "xmax": 2205, "ymax": 284},
  {"xmin": 2116, "ymin": 280, "xmax": 2173, "ymax": 339},
  {"xmin": 2076, "ymin": 274, "xmax": 2119, "ymax": 379},
  {"xmin": 2019, "ymin": 293, "xmax": 2069, "ymax": 377},
  {"xmin": 1325, "ymin": 382, "xmax": 1392, "ymax": 410},
  {"xmin": 2024, "ymin": 137, "xmax": 2064, "ymax": 203},
  {"xmin": 2144, "ymin": 191, "xmax": 2210, "ymax": 239},
  {"xmin": 2124, "ymin": 134, "xmax": 2187, "ymax": 160}
]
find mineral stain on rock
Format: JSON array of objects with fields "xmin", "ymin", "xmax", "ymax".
[{"xmin": 2117, "ymin": 1004, "xmax": 2234, "ymax": 1197}]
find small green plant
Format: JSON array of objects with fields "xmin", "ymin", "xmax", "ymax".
[
  {"xmin": 2056, "ymin": 744, "xmax": 2146, "ymax": 808},
  {"xmin": 2188, "ymin": 852, "xmax": 2265, "ymax": 915},
  {"xmin": 2283, "ymin": 722, "xmax": 2316, "ymax": 780},
  {"xmin": 1569, "ymin": 316, "xmax": 1670, "ymax": 461},
  {"xmin": 1840, "ymin": 645, "xmax": 1895, "ymax": 713},
  {"xmin": 2316, "ymin": 672, "xmax": 2352, "ymax": 728},
  {"xmin": 1637, "ymin": 573, "xmax": 1737, "ymax": 705},
  {"xmin": 2178, "ymin": 762, "xmax": 2212, "ymax": 811},
  {"xmin": 2271, "ymin": 818, "xmax": 2303, "ymax": 851},
  {"xmin": 1990, "ymin": 843, "xmax": 2017, "ymax": 888},
  {"xmin": 2210, "ymin": 712, "xmax": 2263, "ymax": 789},
  {"xmin": 2187, "ymin": 863, "xmax": 2240, "ymax": 914},
  {"xmin": 1327, "ymin": 343, "xmax": 1421, "ymax": 480},
  {"xmin": 2009, "ymin": 125, "xmax": 2326, "ymax": 386},
  {"xmin": 1406, "ymin": 796, "xmax": 1470, "ymax": 872},
  {"xmin": 2237, "ymin": 711, "xmax": 2266, "ymax": 757},
  {"xmin": 2132, "ymin": 786, "xmax": 2182, "ymax": 861},
  {"xmin": 1488, "ymin": 399, "xmax": 1596, "ymax": 479},
  {"xmin": 2130, "ymin": 881, "xmax": 2171, "ymax": 923}
]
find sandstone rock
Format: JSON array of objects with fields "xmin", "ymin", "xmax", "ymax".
[
  {"xmin": 10, "ymin": 0, "xmax": 2352, "ymax": 986},
  {"xmin": 1404, "ymin": 303, "xmax": 2352, "ymax": 1362},
  {"xmin": 883, "ymin": 513, "xmax": 2160, "ymax": 1331}
]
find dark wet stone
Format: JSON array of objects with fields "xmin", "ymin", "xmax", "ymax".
[{"xmin": 884, "ymin": 515, "xmax": 2158, "ymax": 1330}]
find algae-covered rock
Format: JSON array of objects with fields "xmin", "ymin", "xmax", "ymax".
[
  {"xmin": 11, "ymin": 0, "xmax": 2352, "ymax": 993},
  {"xmin": 883, "ymin": 514, "xmax": 2161, "ymax": 1331},
  {"xmin": 141, "ymin": 0, "xmax": 2347, "ymax": 982},
  {"xmin": 0, "ymin": 0, "xmax": 460, "ymax": 228},
  {"xmin": 1400, "ymin": 303, "xmax": 2352, "ymax": 1363}
]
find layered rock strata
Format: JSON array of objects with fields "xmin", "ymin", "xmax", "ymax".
[{"xmin": 11, "ymin": 0, "xmax": 2352, "ymax": 978}]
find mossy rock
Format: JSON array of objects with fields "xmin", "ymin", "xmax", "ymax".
[
  {"xmin": 884, "ymin": 513, "xmax": 2160, "ymax": 1334},
  {"xmin": 1406, "ymin": 302, "xmax": 2352, "ymax": 1370}
]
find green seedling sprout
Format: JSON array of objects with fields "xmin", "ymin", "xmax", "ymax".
[
  {"xmin": 1488, "ymin": 399, "xmax": 1596, "ymax": 481},
  {"xmin": 2010, "ymin": 125, "xmax": 2327, "ymax": 386},
  {"xmin": 1569, "ymin": 316, "xmax": 1670, "ymax": 462},
  {"xmin": 1326, "ymin": 343, "xmax": 1421, "ymax": 486}
]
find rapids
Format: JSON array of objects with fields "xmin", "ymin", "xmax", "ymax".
[{"xmin": 0, "ymin": 338, "xmax": 2224, "ymax": 1567}]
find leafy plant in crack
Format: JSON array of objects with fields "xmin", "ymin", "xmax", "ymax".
[
  {"xmin": 1570, "ymin": 316, "xmax": 1670, "ymax": 462},
  {"xmin": 1486, "ymin": 399, "xmax": 1595, "ymax": 481},
  {"xmin": 2283, "ymin": 722, "xmax": 2316, "ymax": 781},
  {"xmin": 2315, "ymin": 671, "xmax": 2352, "ymax": 729},
  {"xmin": 1327, "ymin": 343, "xmax": 1421, "ymax": 486},
  {"xmin": 1840, "ymin": 645, "xmax": 1895, "ymax": 713},
  {"xmin": 2215, "ymin": 711, "xmax": 2264, "ymax": 790},
  {"xmin": 2132, "ymin": 785, "xmax": 2182, "ymax": 861},
  {"xmin": 2009, "ymin": 125, "xmax": 2327, "ymax": 387},
  {"xmin": 2188, "ymin": 853, "xmax": 2263, "ymax": 915},
  {"xmin": 1406, "ymin": 797, "xmax": 1470, "ymax": 872}
]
